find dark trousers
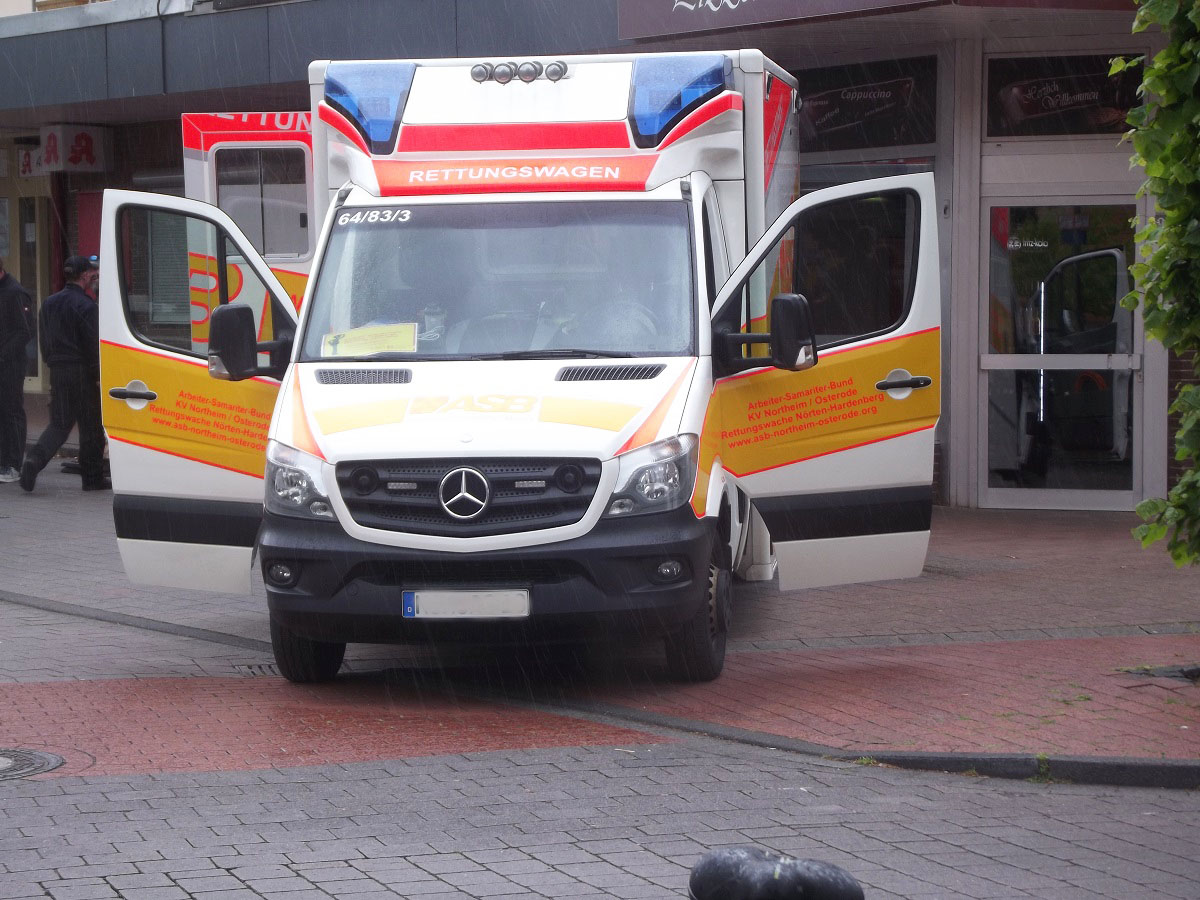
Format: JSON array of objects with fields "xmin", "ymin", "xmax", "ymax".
[
  {"xmin": 0, "ymin": 358, "xmax": 25, "ymax": 470},
  {"xmin": 26, "ymin": 364, "xmax": 105, "ymax": 486}
]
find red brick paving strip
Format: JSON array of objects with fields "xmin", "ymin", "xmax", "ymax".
[
  {"xmin": 1, "ymin": 676, "xmax": 666, "ymax": 777},
  {"xmin": 585, "ymin": 635, "xmax": 1200, "ymax": 758}
]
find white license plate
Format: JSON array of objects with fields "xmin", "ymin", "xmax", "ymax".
[{"xmin": 401, "ymin": 589, "xmax": 530, "ymax": 619}]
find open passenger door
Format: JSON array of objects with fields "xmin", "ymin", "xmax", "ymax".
[
  {"xmin": 708, "ymin": 173, "xmax": 940, "ymax": 590},
  {"xmin": 99, "ymin": 190, "xmax": 296, "ymax": 592}
]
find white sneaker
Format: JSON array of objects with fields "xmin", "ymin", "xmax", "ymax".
[{"xmin": 0, "ymin": 466, "xmax": 19, "ymax": 483}]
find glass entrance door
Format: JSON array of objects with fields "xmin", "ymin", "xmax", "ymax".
[{"xmin": 980, "ymin": 199, "xmax": 1143, "ymax": 509}]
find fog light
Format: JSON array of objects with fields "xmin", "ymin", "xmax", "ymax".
[
  {"xmin": 556, "ymin": 464, "xmax": 584, "ymax": 494},
  {"xmin": 656, "ymin": 560, "xmax": 684, "ymax": 582},
  {"xmin": 309, "ymin": 500, "xmax": 332, "ymax": 517},
  {"xmin": 545, "ymin": 60, "xmax": 568, "ymax": 82},
  {"xmin": 266, "ymin": 562, "xmax": 298, "ymax": 587},
  {"xmin": 471, "ymin": 62, "xmax": 494, "ymax": 82},
  {"xmin": 607, "ymin": 498, "xmax": 635, "ymax": 516},
  {"xmin": 493, "ymin": 62, "xmax": 517, "ymax": 84},
  {"xmin": 351, "ymin": 466, "xmax": 379, "ymax": 495}
]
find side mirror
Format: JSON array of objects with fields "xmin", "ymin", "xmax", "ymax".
[
  {"xmin": 713, "ymin": 293, "xmax": 819, "ymax": 375},
  {"xmin": 208, "ymin": 304, "xmax": 293, "ymax": 382},
  {"xmin": 208, "ymin": 304, "xmax": 258, "ymax": 381},
  {"xmin": 769, "ymin": 293, "xmax": 818, "ymax": 372},
  {"xmin": 211, "ymin": 307, "xmax": 295, "ymax": 384}
]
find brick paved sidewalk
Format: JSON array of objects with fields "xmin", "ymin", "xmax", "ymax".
[
  {"xmin": 543, "ymin": 635, "xmax": 1200, "ymax": 761},
  {"xmin": 3, "ymin": 470, "xmax": 1199, "ymax": 778}
]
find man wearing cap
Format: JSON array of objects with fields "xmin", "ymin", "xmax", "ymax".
[
  {"xmin": 0, "ymin": 256, "xmax": 32, "ymax": 483},
  {"xmin": 20, "ymin": 255, "xmax": 107, "ymax": 492}
]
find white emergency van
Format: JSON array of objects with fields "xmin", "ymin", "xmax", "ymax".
[{"xmin": 99, "ymin": 51, "xmax": 941, "ymax": 683}]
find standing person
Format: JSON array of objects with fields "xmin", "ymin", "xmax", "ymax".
[
  {"xmin": 0, "ymin": 256, "xmax": 31, "ymax": 483},
  {"xmin": 20, "ymin": 255, "xmax": 108, "ymax": 492}
]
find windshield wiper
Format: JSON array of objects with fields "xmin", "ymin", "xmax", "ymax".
[
  {"xmin": 469, "ymin": 349, "xmax": 635, "ymax": 360},
  {"xmin": 319, "ymin": 352, "xmax": 421, "ymax": 362}
]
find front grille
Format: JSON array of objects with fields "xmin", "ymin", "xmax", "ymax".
[{"xmin": 337, "ymin": 457, "xmax": 603, "ymax": 537}]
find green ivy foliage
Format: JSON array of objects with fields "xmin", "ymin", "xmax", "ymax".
[{"xmin": 1112, "ymin": 0, "xmax": 1200, "ymax": 565}]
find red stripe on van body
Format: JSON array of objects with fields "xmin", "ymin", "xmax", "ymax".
[
  {"xmin": 658, "ymin": 93, "xmax": 744, "ymax": 149},
  {"xmin": 396, "ymin": 121, "xmax": 632, "ymax": 153}
]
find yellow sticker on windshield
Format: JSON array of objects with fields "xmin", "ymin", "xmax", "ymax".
[{"xmin": 322, "ymin": 323, "xmax": 418, "ymax": 357}]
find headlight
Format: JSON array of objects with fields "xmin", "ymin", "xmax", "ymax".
[
  {"xmin": 604, "ymin": 434, "xmax": 698, "ymax": 517},
  {"xmin": 265, "ymin": 440, "xmax": 335, "ymax": 519}
]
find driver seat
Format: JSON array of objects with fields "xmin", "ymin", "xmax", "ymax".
[{"xmin": 444, "ymin": 283, "xmax": 559, "ymax": 354}]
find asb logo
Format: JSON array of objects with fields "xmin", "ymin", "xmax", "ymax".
[{"xmin": 439, "ymin": 467, "xmax": 490, "ymax": 520}]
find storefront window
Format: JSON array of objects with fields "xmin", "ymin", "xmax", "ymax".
[
  {"xmin": 987, "ymin": 205, "xmax": 1135, "ymax": 356},
  {"xmin": 19, "ymin": 197, "xmax": 39, "ymax": 378},
  {"xmin": 986, "ymin": 204, "xmax": 1138, "ymax": 493},
  {"xmin": 986, "ymin": 55, "xmax": 1141, "ymax": 138},
  {"xmin": 796, "ymin": 56, "xmax": 937, "ymax": 152},
  {"xmin": 988, "ymin": 368, "xmax": 1133, "ymax": 490}
]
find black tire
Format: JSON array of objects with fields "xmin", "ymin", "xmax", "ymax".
[
  {"xmin": 664, "ymin": 538, "xmax": 732, "ymax": 682},
  {"xmin": 270, "ymin": 614, "xmax": 346, "ymax": 683}
]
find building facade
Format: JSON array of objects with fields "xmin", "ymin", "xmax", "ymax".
[{"xmin": 0, "ymin": 0, "xmax": 1164, "ymax": 510}]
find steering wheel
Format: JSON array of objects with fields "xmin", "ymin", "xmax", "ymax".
[{"xmin": 609, "ymin": 301, "xmax": 659, "ymax": 337}]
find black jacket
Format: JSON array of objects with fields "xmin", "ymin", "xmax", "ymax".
[
  {"xmin": 0, "ymin": 272, "xmax": 31, "ymax": 368},
  {"xmin": 39, "ymin": 282, "xmax": 99, "ymax": 373}
]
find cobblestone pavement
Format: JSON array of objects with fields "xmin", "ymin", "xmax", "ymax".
[
  {"xmin": 2, "ymin": 469, "xmax": 1200, "ymax": 898},
  {"xmin": 3, "ymin": 736, "xmax": 1199, "ymax": 899}
]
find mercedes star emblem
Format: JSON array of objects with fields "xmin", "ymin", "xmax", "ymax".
[{"xmin": 438, "ymin": 466, "xmax": 490, "ymax": 520}]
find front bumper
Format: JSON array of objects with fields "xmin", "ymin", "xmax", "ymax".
[{"xmin": 258, "ymin": 507, "xmax": 713, "ymax": 644}]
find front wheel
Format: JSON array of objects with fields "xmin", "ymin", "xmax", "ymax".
[
  {"xmin": 270, "ymin": 614, "xmax": 346, "ymax": 683},
  {"xmin": 664, "ymin": 540, "xmax": 732, "ymax": 682}
]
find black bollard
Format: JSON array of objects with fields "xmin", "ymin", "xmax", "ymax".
[{"xmin": 689, "ymin": 846, "xmax": 865, "ymax": 900}]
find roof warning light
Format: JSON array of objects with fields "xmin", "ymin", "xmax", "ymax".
[{"xmin": 470, "ymin": 59, "xmax": 568, "ymax": 84}]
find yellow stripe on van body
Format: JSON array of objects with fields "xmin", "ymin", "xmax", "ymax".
[
  {"xmin": 538, "ymin": 397, "xmax": 641, "ymax": 432},
  {"xmin": 308, "ymin": 394, "xmax": 641, "ymax": 436},
  {"xmin": 313, "ymin": 399, "xmax": 411, "ymax": 435},
  {"xmin": 696, "ymin": 329, "xmax": 939, "ymax": 505},
  {"xmin": 100, "ymin": 341, "xmax": 279, "ymax": 478}
]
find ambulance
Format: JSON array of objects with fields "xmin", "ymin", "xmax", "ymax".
[{"xmin": 99, "ymin": 51, "xmax": 941, "ymax": 683}]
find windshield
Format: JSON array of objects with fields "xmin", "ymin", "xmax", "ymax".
[{"xmin": 300, "ymin": 200, "xmax": 695, "ymax": 361}]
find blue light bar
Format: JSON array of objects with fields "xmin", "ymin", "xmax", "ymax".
[
  {"xmin": 324, "ymin": 61, "xmax": 417, "ymax": 154},
  {"xmin": 629, "ymin": 55, "xmax": 732, "ymax": 149}
]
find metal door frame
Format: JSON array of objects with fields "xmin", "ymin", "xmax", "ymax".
[{"xmin": 976, "ymin": 191, "xmax": 1156, "ymax": 510}]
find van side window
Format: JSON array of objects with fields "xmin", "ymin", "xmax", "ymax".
[
  {"xmin": 701, "ymin": 202, "xmax": 717, "ymax": 308},
  {"xmin": 796, "ymin": 190, "xmax": 918, "ymax": 347},
  {"xmin": 712, "ymin": 223, "xmax": 794, "ymax": 367},
  {"xmin": 713, "ymin": 188, "xmax": 919, "ymax": 369},
  {"xmin": 117, "ymin": 206, "xmax": 292, "ymax": 358},
  {"xmin": 702, "ymin": 192, "xmax": 728, "ymax": 309},
  {"xmin": 215, "ymin": 147, "xmax": 309, "ymax": 258}
]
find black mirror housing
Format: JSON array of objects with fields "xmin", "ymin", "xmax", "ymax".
[
  {"xmin": 208, "ymin": 304, "xmax": 261, "ymax": 381},
  {"xmin": 769, "ymin": 293, "xmax": 818, "ymax": 372}
]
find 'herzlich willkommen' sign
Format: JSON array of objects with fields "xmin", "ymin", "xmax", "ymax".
[{"xmin": 618, "ymin": 0, "xmax": 1135, "ymax": 41}]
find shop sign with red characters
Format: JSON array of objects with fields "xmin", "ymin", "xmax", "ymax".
[{"xmin": 37, "ymin": 124, "xmax": 110, "ymax": 173}]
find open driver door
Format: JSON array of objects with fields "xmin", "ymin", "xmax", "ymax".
[
  {"xmin": 99, "ymin": 190, "xmax": 296, "ymax": 592},
  {"xmin": 706, "ymin": 173, "xmax": 940, "ymax": 590}
]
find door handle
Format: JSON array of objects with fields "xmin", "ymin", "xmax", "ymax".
[
  {"xmin": 875, "ymin": 375, "xmax": 932, "ymax": 391},
  {"xmin": 109, "ymin": 387, "xmax": 158, "ymax": 401}
]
